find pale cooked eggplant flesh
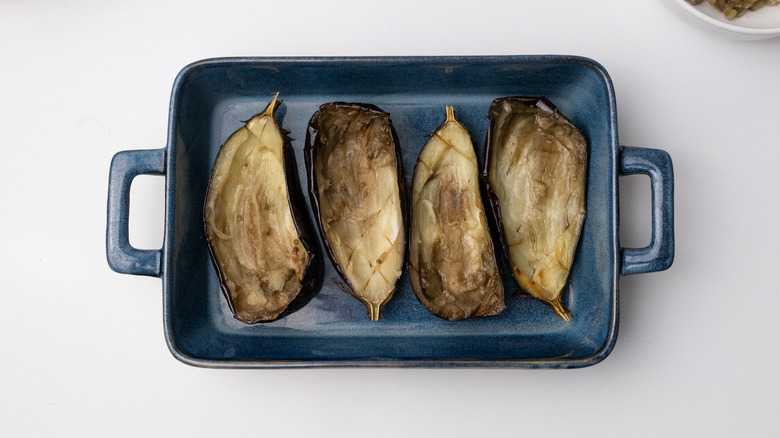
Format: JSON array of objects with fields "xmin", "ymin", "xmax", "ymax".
[
  {"xmin": 204, "ymin": 95, "xmax": 311, "ymax": 324},
  {"xmin": 486, "ymin": 97, "xmax": 587, "ymax": 321},
  {"xmin": 308, "ymin": 103, "xmax": 405, "ymax": 321},
  {"xmin": 409, "ymin": 107, "xmax": 505, "ymax": 321}
]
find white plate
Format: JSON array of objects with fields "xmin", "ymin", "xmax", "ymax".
[{"xmin": 665, "ymin": 0, "xmax": 780, "ymax": 39}]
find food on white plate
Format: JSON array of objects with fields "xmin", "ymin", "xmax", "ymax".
[{"xmin": 686, "ymin": 0, "xmax": 780, "ymax": 20}]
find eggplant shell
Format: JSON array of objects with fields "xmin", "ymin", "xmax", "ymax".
[
  {"xmin": 305, "ymin": 102, "xmax": 407, "ymax": 321},
  {"xmin": 482, "ymin": 97, "xmax": 587, "ymax": 321},
  {"xmin": 203, "ymin": 95, "xmax": 320, "ymax": 324},
  {"xmin": 409, "ymin": 107, "xmax": 505, "ymax": 321}
]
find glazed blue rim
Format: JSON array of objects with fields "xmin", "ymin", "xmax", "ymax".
[{"xmin": 107, "ymin": 55, "xmax": 674, "ymax": 368}]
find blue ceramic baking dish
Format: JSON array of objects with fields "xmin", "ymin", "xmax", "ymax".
[{"xmin": 106, "ymin": 56, "xmax": 674, "ymax": 368}]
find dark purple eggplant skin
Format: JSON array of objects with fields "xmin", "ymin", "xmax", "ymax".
[
  {"xmin": 203, "ymin": 99, "xmax": 321, "ymax": 324},
  {"xmin": 304, "ymin": 102, "xmax": 408, "ymax": 320}
]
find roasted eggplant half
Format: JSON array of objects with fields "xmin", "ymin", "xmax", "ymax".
[
  {"xmin": 483, "ymin": 97, "xmax": 587, "ymax": 321},
  {"xmin": 203, "ymin": 94, "xmax": 319, "ymax": 324},
  {"xmin": 409, "ymin": 106, "xmax": 505, "ymax": 321},
  {"xmin": 305, "ymin": 102, "xmax": 406, "ymax": 321}
]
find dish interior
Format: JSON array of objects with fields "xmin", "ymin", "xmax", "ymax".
[{"xmin": 164, "ymin": 57, "xmax": 618, "ymax": 366}]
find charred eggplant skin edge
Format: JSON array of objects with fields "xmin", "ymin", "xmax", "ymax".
[
  {"xmin": 304, "ymin": 102, "xmax": 408, "ymax": 317},
  {"xmin": 203, "ymin": 97, "xmax": 321, "ymax": 323},
  {"xmin": 481, "ymin": 96, "xmax": 586, "ymax": 318}
]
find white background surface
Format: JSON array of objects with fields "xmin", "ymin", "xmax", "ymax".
[{"xmin": 2, "ymin": 1, "xmax": 779, "ymax": 436}]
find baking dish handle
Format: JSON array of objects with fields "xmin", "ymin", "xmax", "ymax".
[
  {"xmin": 619, "ymin": 146, "xmax": 675, "ymax": 276},
  {"xmin": 106, "ymin": 148, "xmax": 165, "ymax": 277}
]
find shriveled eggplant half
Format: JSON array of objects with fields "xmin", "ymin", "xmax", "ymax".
[
  {"xmin": 483, "ymin": 97, "xmax": 587, "ymax": 321},
  {"xmin": 409, "ymin": 107, "xmax": 505, "ymax": 321},
  {"xmin": 203, "ymin": 94, "xmax": 319, "ymax": 324},
  {"xmin": 305, "ymin": 102, "xmax": 406, "ymax": 321}
]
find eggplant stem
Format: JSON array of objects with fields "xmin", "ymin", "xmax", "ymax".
[
  {"xmin": 445, "ymin": 105, "xmax": 455, "ymax": 123},
  {"xmin": 547, "ymin": 298, "xmax": 572, "ymax": 322},
  {"xmin": 367, "ymin": 302, "xmax": 381, "ymax": 322},
  {"xmin": 262, "ymin": 92, "xmax": 280, "ymax": 117}
]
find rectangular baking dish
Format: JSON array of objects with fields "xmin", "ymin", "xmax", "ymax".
[{"xmin": 106, "ymin": 56, "xmax": 674, "ymax": 368}]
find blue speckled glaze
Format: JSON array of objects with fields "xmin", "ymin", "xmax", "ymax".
[{"xmin": 106, "ymin": 56, "xmax": 674, "ymax": 368}]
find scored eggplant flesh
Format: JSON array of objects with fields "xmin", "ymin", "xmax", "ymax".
[
  {"xmin": 204, "ymin": 93, "xmax": 318, "ymax": 324},
  {"xmin": 306, "ymin": 103, "xmax": 406, "ymax": 321},
  {"xmin": 409, "ymin": 106, "xmax": 505, "ymax": 321},
  {"xmin": 485, "ymin": 97, "xmax": 587, "ymax": 321}
]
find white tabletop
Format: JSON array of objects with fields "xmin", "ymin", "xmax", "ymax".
[{"xmin": 2, "ymin": 1, "xmax": 779, "ymax": 436}]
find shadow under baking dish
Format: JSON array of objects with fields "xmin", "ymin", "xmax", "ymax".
[{"xmin": 162, "ymin": 56, "xmax": 618, "ymax": 368}]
